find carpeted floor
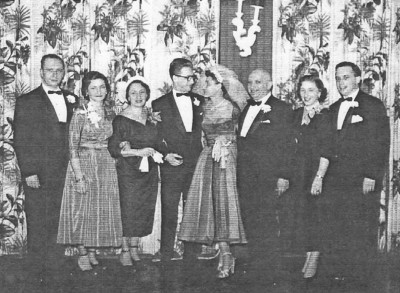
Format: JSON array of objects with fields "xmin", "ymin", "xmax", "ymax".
[{"xmin": 0, "ymin": 252, "xmax": 398, "ymax": 293}]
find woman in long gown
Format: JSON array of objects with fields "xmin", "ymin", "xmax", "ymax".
[
  {"xmin": 108, "ymin": 79, "xmax": 163, "ymax": 266},
  {"xmin": 292, "ymin": 74, "xmax": 333, "ymax": 279},
  {"xmin": 179, "ymin": 67, "xmax": 247, "ymax": 279},
  {"xmin": 57, "ymin": 71, "xmax": 122, "ymax": 271}
]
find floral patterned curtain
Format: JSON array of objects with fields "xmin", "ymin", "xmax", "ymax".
[
  {"xmin": 0, "ymin": 0, "xmax": 219, "ymax": 255},
  {"xmin": 272, "ymin": 0, "xmax": 400, "ymax": 251}
]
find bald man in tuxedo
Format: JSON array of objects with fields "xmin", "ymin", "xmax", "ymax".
[{"xmin": 237, "ymin": 69, "xmax": 293, "ymax": 280}]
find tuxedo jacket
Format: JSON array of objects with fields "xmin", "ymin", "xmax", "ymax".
[
  {"xmin": 151, "ymin": 92, "xmax": 204, "ymax": 167},
  {"xmin": 14, "ymin": 85, "xmax": 77, "ymax": 181},
  {"xmin": 328, "ymin": 90, "xmax": 389, "ymax": 187},
  {"xmin": 237, "ymin": 95, "xmax": 293, "ymax": 181}
]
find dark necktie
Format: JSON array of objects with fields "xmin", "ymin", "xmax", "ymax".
[
  {"xmin": 176, "ymin": 92, "xmax": 190, "ymax": 97},
  {"xmin": 341, "ymin": 97, "xmax": 352, "ymax": 102},
  {"xmin": 247, "ymin": 99, "xmax": 262, "ymax": 106},
  {"xmin": 48, "ymin": 90, "xmax": 62, "ymax": 95}
]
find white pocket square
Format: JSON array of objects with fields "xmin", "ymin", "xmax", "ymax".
[
  {"xmin": 260, "ymin": 120, "xmax": 270, "ymax": 124},
  {"xmin": 351, "ymin": 115, "xmax": 363, "ymax": 123}
]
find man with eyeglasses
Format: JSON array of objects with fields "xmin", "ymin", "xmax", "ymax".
[
  {"xmin": 152, "ymin": 58, "xmax": 204, "ymax": 264},
  {"xmin": 14, "ymin": 54, "xmax": 78, "ymax": 283}
]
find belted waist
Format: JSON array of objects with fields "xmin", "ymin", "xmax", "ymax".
[
  {"xmin": 205, "ymin": 138, "xmax": 236, "ymax": 147},
  {"xmin": 79, "ymin": 143, "xmax": 108, "ymax": 150}
]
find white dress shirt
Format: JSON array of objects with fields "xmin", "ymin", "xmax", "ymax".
[
  {"xmin": 42, "ymin": 84, "xmax": 67, "ymax": 123},
  {"xmin": 173, "ymin": 90, "xmax": 193, "ymax": 132},
  {"xmin": 240, "ymin": 93, "xmax": 271, "ymax": 137},
  {"xmin": 337, "ymin": 89, "xmax": 359, "ymax": 130}
]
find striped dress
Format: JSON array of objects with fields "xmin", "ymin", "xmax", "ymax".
[{"xmin": 57, "ymin": 108, "xmax": 122, "ymax": 247}]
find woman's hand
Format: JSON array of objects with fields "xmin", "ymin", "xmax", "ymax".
[
  {"xmin": 75, "ymin": 177, "xmax": 87, "ymax": 194},
  {"xmin": 311, "ymin": 176, "xmax": 323, "ymax": 196},
  {"xmin": 119, "ymin": 141, "xmax": 131, "ymax": 151},
  {"xmin": 137, "ymin": 147, "xmax": 156, "ymax": 157}
]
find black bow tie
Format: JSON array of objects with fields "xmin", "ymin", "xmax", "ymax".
[
  {"xmin": 341, "ymin": 97, "xmax": 353, "ymax": 102},
  {"xmin": 176, "ymin": 92, "xmax": 190, "ymax": 97},
  {"xmin": 48, "ymin": 90, "xmax": 62, "ymax": 95},
  {"xmin": 247, "ymin": 99, "xmax": 262, "ymax": 106}
]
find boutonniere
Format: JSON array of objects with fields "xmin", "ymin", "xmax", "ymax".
[
  {"xmin": 260, "ymin": 104, "xmax": 271, "ymax": 113},
  {"xmin": 260, "ymin": 119, "xmax": 271, "ymax": 124},
  {"xmin": 66, "ymin": 95, "xmax": 76, "ymax": 104},
  {"xmin": 351, "ymin": 114, "xmax": 363, "ymax": 123},
  {"xmin": 193, "ymin": 97, "xmax": 200, "ymax": 106}
]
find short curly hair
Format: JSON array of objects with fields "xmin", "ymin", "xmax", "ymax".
[{"xmin": 297, "ymin": 74, "xmax": 328, "ymax": 103}]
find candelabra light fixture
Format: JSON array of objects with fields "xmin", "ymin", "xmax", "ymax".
[{"xmin": 232, "ymin": 0, "xmax": 264, "ymax": 57}]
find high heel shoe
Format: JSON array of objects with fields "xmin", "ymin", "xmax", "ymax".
[
  {"xmin": 303, "ymin": 251, "xmax": 320, "ymax": 279},
  {"xmin": 302, "ymin": 252, "xmax": 311, "ymax": 274},
  {"xmin": 88, "ymin": 251, "xmax": 99, "ymax": 266},
  {"xmin": 217, "ymin": 252, "xmax": 235, "ymax": 279},
  {"xmin": 120, "ymin": 250, "xmax": 133, "ymax": 266},
  {"xmin": 129, "ymin": 246, "xmax": 141, "ymax": 262},
  {"xmin": 78, "ymin": 254, "xmax": 93, "ymax": 271}
]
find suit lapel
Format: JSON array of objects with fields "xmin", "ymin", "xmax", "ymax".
[
  {"xmin": 238, "ymin": 105, "xmax": 250, "ymax": 134},
  {"xmin": 39, "ymin": 86, "xmax": 60, "ymax": 123},
  {"xmin": 168, "ymin": 93, "xmax": 187, "ymax": 134},
  {"xmin": 61, "ymin": 90, "xmax": 75, "ymax": 122},
  {"xmin": 247, "ymin": 97, "xmax": 273, "ymax": 135},
  {"xmin": 338, "ymin": 93, "xmax": 362, "ymax": 139},
  {"xmin": 191, "ymin": 95, "xmax": 202, "ymax": 132}
]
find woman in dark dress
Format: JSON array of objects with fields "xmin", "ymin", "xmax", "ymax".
[
  {"xmin": 108, "ymin": 79, "xmax": 163, "ymax": 266},
  {"xmin": 292, "ymin": 75, "xmax": 333, "ymax": 279}
]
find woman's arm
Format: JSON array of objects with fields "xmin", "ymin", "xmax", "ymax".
[
  {"xmin": 310, "ymin": 157, "xmax": 329, "ymax": 195},
  {"xmin": 108, "ymin": 117, "xmax": 155, "ymax": 158},
  {"xmin": 68, "ymin": 112, "xmax": 87, "ymax": 192}
]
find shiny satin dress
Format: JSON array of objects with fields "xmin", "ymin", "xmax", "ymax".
[
  {"xmin": 58, "ymin": 108, "xmax": 122, "ymax": 247},
  {"xmin": 179, "ymin": 99, "xmax": 247, "ymax": 245}
]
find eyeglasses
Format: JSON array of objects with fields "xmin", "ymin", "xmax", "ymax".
[
  {"xmin": 43, "ymin": 69, "xmax": 65, "ymax": 75},
  {"xmin": 175, "ymin": 74, "xmax": 197, "ymax": 82}
]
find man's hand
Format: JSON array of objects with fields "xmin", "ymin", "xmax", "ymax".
[
  {"xmin": 311, "ymin": 176, "xmax": 323, "ymax": 196},
  {"xmin": 165, "ymin": 153, "xmax": 183, "ymax": 166},
  {"xmin": 363, "ymin": 178, "xmax": 375, "ymax": 194},
  {"xmin": 276, "ymin": 178, "xmax": 289, "ymax": 196},
  {"xmin": 26, "ymin": 175, "xmax": 40, "ymax": 188}
]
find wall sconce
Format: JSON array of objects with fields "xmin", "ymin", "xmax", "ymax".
[{"xmin": 232, "ymin": 0, "xmax": 264, "ymax": 57}]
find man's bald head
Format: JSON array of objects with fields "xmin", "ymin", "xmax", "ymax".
[{"xmin": 247, "ymin": 69, "xmax": 273, "ymax": 101}]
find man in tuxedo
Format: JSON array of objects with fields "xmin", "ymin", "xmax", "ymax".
[
  {"xmin": 14, "ymin": 54, "xmax": 77, "ymax": 279},
  {"xmin": 325, "ymin": 61, "xmax": 389, "ymax": 281},
  {"xmin": 152, "ymin": 58, "xmax": 204, "ymax": 262},
  {"xmin": 237, "ymin": 69, "xmax": 292, "ymax": 278}
]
